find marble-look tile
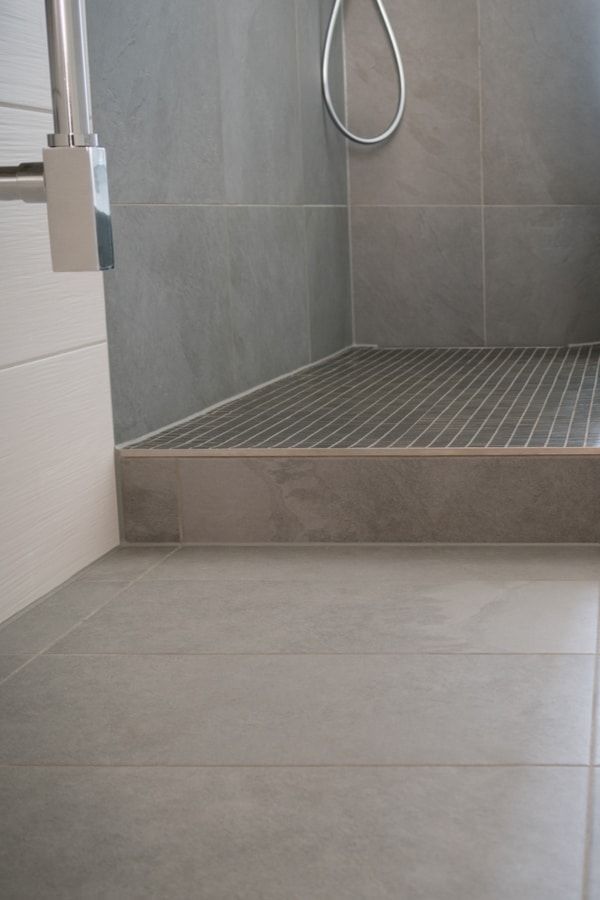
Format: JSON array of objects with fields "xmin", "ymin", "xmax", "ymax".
[
  {"xmin": 177, "ymin": 454, "xmax": 600, "ymax": 543},
  {"xmin": 0, "ymin": 767, "xmax": 587, "ymax": 900},
  {"xmin": 87, "ymin": 0, "xmax": 224, "ymax": 203},
  {"xmin": 0, "ymin": 656, "xmax": 32, "ymax": 682},
  {"xmin": 120, "ymin": 459, "xmax": 179, "ymax": 543},
  {"xmin": 216, "ymin": 0, "xmax": 304, "ymax": 204},
  {"xmin": 352, "ymin": 206, "xmax": 484, "ymax": 347},
  {"xmin": 305, "ymin": 207, "xmax": 352, "ymax": 360},
  {"xmin": 0, "ymin": 654, "xmax": 592, "ymax": 765},
  {"xmin": 0, "ymin": 583, "xmax": 127, "ymax": 654},
  {"xmin": 346, "ymin": 0, "xmax": 481, "ymax": 204},
  {"xmin": 77, "ymin": 547, "xmax": 174, "ymax": 582},
  {"xmin": 104, "ymin": 206, "xmax": 235, "ymax": 443},
  {"xmin": 296, "ymin": 0, "xmax": 347, "ymax": 204},
  {"xmin": 147, "ymin": 544, "xmax": 600, "ymax": 584},
  {"xmin": 52, "ymin": 578, "xmax": 599, "ymax": 655},
  {"xmin": 485, "ymin": 207, "xmax": 600, "ymax": 346},
  {"xmin": 227, "ymin": 206, "xmax": 310, "ymax": 391},
  {"xmin": 481, "ymin": 0, "xmax": 600, "ymax": 204}
]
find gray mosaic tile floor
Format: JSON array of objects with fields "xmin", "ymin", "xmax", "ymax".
[{"xmin": 130, "ymin": 346, "xmax": 600, "ymax": 450}]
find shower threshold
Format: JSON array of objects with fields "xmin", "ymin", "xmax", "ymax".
[{"xmin": 119, "ymin": 346, "xmax": 600, "ymax": 544}]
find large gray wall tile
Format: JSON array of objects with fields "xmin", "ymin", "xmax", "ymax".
[
  {"xmin": 216, "ymin": 0, "xmax": 304, "ymax": 204},
  {"xmin": 485, "ymin": 207, "xmax": 600, "ymax": 346},
  {"xmin": 481, "ymin": 0, "xmax": 600, "ymax": 204},
  {"xmin": 346, "ymin": 0, "xmax": 481, "ymax": 205},
  {"xmin": 296, "ymin": 0, "xmax": 347, "ymax": 204},
  {"xmin": 353, "ymin": 207, "xmax": 484, "ymax": 347},
  {"xmin": 87, "ymin": 0, "xmax": 224, "ymax": 204},
  {"xmin": 104, "ymin": 206, "xmax": 235, "ymax": 443},
  {"xmin": 305, "ymin": 207, "xmax": 352, "ymax": 359},
  {"xmin": 178, "ymin": 456, "xmax": 600, "ymax": 543},
  {"xmin": 227, "ymin": 207, "xmax": 310, "ymax": 391},
  {"xmin": 0, "ymin": 767, "xmax": 587, "ymax": 900}
]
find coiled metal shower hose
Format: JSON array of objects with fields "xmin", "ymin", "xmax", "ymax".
[{"xmin": 322, "ymin": 0, "xmax": 406, "ymax": 145}]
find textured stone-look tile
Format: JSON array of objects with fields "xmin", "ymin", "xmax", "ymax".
[
  {"xmin": 227, "ymin": 207, "xmax": 310, "ymax": 390},
  {"xmin": 87, "ymin": 0, "xmax": 224, "ymax": 203},
  {"xmin": 485, "ymin": 207, "xmax": 600, "ymax": 346},
  {"xmin": 148, "ymin": 544, "xmax": 600, "ymax": 583},
  {"xmin": 589, "ymin": 771, "xmax": 600, "ymax": 895},
  {"xmin": 178, "ymin": 456, "xmax": 600, "ymax": 543},
  {"xmin": 481, "ymin": 0, "xmax": 600, "ymax": 204},
  {"xmin": 120, "ymin": 459, "xmax": 179, "ymax": 543},
  {"xmin": 0, "ymin": 657, "xmax": 31, "ymax": 682},
  {"xmin": 352, "ymin": 207, "xmax": 484, "ymax": 347},
  {"xmin": 104, "ymin": 206, "xmax": 234, "ymax": 443},
  {"xmin": 305, "ymin": 207, "xmax": 352, "ymax": 360},
  {"xmin": 77, "ymin": 547, "xmax": 173, "ymax": 582},
  {"xmin": 0, "ymin": 767, "xmax": 587, "ymax": 900},
  {"xmin": 53, "ymin": 578, "xmax": 599, "ymax": 655},
  {"xmin": 296, "ymin": 0, "xmax": 347, "ymax": 204},
  {"xmin": 346, "ymin": 0, "xmax": 481, "ymax": 204},
  {"xmin": 0, "ymin": 654, "xmax": 591, "ymax": 764},
  {"xmin": 0, "ymin": 582, "xmax": 127, "ymax": 654},
  {"xmin": 216, "ymin": 0, "xmax": 303, "ymax": 204}
]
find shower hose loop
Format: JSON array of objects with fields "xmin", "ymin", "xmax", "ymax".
[{"xmin": 322, "ymin": 0, "xmax": 406, "ymax": 145}]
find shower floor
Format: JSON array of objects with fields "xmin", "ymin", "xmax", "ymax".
[{"xmin": 129, "ymin": 346, "xmax": 600, "ymax": 451}]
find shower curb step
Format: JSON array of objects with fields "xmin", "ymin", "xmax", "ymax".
[{"xmin": 117, "ymin": 449, "xmax": 600, "ymax": 544}]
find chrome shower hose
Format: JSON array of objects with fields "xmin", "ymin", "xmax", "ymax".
[{"xmin": 322, "ymin": 0, "xmax": 406, "ymax": 145}]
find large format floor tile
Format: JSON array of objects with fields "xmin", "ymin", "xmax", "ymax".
[
  {"xmin": 0, "ymin": 653, "xmax": 592, "ymax": 765},
  {"xmin": 0, "ymin": 656, "xmax": 31, "ymax": 683},
  {"xmin": 0, "ymin": 582, "xmax": 127, "ymax": 654},
  {"xmin": 0, "ymin": 766, "xmax": 587, "ymax": 900},
  {"xmin": 77, "ymin": 547, "xmax": 175, "ymax": 582},
  {"xmin": 145, "ymin": 545, "xmax": 600, "ymax": 584},
  {"xmin": 589, "ymin": 770, "xmax": 600, "ymax": 898},
  {"xmin": 52, "ymin": 578, "xmax": 599, "ymax": 655}
]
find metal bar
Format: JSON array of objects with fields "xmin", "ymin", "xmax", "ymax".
[
  {"xmin": 44, "ymin": 0, "xmax": 96, "ymax": 147},
  {"xmin": 0, "ymin": 164, "xmax": 46, "ymax": 203}
]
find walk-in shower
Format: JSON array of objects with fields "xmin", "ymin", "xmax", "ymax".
[{"xmin": 322, "ymin": 0, "xmax": 406, "ymax": 144}]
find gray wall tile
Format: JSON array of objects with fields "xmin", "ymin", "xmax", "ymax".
[
  {"xmin": 296, "ymin": 0, "xmax": 347, "ymax": 204},
  {"xmin": 305, "ymin": 207, "xmax": 352, "ymax": 360},
  {"xmin": 178, "ymin": 456, "xmax": 600, "ymax": 543},
  {"xmin": 346, "ymin": 0, "xmax": 481, "ymax": 205},
  {"xmin": 87, "ymin": 0, "xmax": 224, "ymax": 204},
  {"xmin": 485, "ymin": 207, "xmax": 600, "ymax": 346},
  {"xmin": 216, "ymin": 0, "xmax": 304, "ymax": 204},
  {"xmin": 481, "ymin": 0, "xmax": 600, "ymax": 204},
  {"xmin": 120, "ymin": 459, "xmax": 180, "ymax": 543},
  {"xmin": 227, "ymin": 206, "xmax": 310, "ymax": 391},
  {"xmin": 104, "ymin": 206, "xmax": 235, "ymax": 444},
  {"xmin": 353, "ymin": 207, "xmax": 484, "ymax": 347}
]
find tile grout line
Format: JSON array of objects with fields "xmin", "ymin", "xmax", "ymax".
[
  {"xmin": 39, "ymin": 652, "xmax": 600, "ymax": 658},
  {"xmin": 0, "ymin": 548, "xmax": 181, "ymax": 690},
  {"xmin": 476, "ymin": 0, "xmax": 487, "ymax": 346},
  {"xmin": 0, "ymin": 763, "xmax": 591, "ymax": 770},
  {"xmin": 582, "ymin": 587, "xmax": 600, "ymax": 899}
]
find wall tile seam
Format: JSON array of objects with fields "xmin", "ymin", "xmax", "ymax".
[
  {"xmin": 293, "ymin": 0, "xmax": 313, "ymax": 363},
  {"xmin": 110, "ymin": 203, "xmax": 350, "ymax": 210},
  {"xmin": 0, "ymin": 339, "xmax": 109, "ymax": 374}
]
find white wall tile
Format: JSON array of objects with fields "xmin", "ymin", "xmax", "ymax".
[
  {"xmin": 0, "ymin": 0, "xmax": 52, "ymax": 110},
  {"xmin": 0, "ymin": 345, "xmax": 119, "ymax": 623}
]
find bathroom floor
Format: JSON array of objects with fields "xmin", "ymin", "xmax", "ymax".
[
  {"xmin": 129, "ymin": 346, "xmax": 600, "ymax": 451},
  {"xmin": 0, "ymin": 544, "xmax": 598, "ymax": 898}
]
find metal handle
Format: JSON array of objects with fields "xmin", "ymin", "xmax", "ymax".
[{"xmin": 0, "ymin": 0, "xmax": 114, "ymax": 272}]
